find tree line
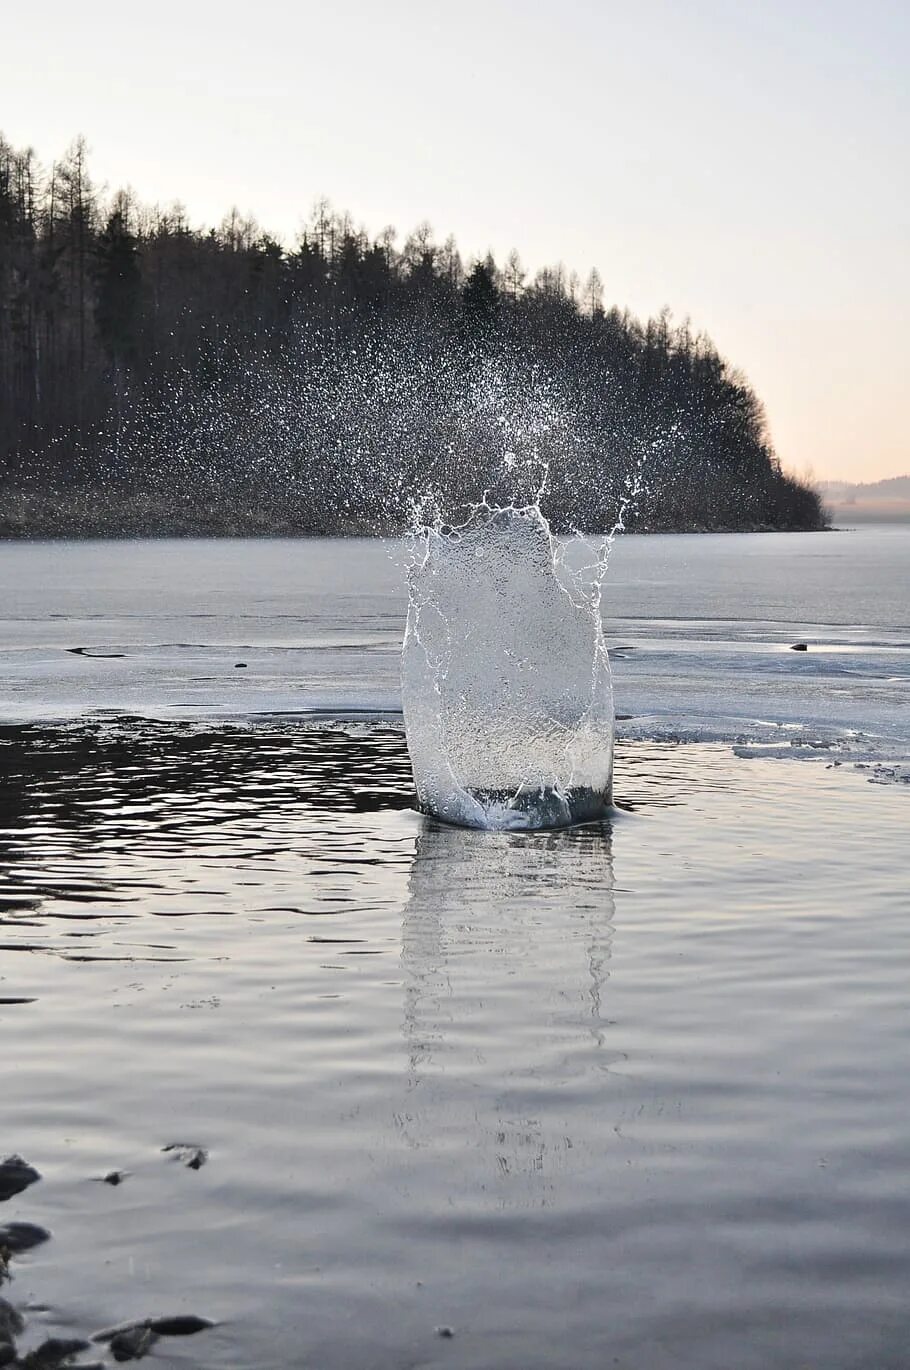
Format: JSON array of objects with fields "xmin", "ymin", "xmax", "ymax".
[{"xmin": 0, "ymin": 133, "xmax": 827, "ymax": 534}]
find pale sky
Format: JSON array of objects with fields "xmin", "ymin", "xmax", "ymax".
[{"xmin": 4, "ymin": 0, "xmax": 908, "ymax": 481}]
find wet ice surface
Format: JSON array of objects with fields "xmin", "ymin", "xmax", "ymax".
[
  {"xmin": 0, "ymin": 725, "xmax": 908, "ymax": 1370},
  {"xmin": 0, "ymin": 526, "xmax": 908, "ymax": 768}
]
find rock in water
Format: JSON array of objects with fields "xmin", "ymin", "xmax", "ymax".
[
  {"xmin": 161, "ymin": 1143, "xmax": 208, "ymax": 1170},
  {"xmin": 403, "ymin": 505, "xmax": 614, "ymax": 829},
  {"xmin": 95, "ymin": 1314, "xmax": 213, "ymax": 1345},
  {"xmin": 109, "ymin": 1326, "xmax": 158, "ymax": 1361},
  {"xmin": 149, "ymin": 1315, "xmax": 214, "ymax": 1335},
  {"xmin": 19, "ymin": 1337, "xmax": 91, "ymax": 1369},
  {"xmin": 0, "ymin": 1157, "xmax": 40, "ymax": 1202},
  {"xmin": 0, "ymin": 1223, "xmax": 51, "ymax": 1253}
]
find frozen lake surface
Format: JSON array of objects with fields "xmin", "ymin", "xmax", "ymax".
[
  {"xmin": 1, "ymin": 525, "xmax": 908, "ymax": 765},
  {"xmin": 0, "ymin": 525, "xmax": 908, "ymax": 1370}
]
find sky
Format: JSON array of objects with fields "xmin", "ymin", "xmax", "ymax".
[{"xmin": 3, "ymin": 0, "xmax": 908, "ymax": 482}]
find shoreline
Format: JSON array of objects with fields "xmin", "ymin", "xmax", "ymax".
[{"xmin": 0, "ymin": 490, "xmax": 831, "ymax": 540}]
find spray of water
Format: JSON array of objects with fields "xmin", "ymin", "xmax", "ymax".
[
  {"xmin": 44, "ymin": 321, "xmax": 652, "ymax": 827},
  {"xmin": 401, "ymin": 359, "xmax": 647, "ymax": 830},
  {"xmin": 27, "ymin": 318, "xmax": 655, "ymax": 539}
]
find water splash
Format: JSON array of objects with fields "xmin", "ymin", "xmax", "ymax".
[
  {"xmin": 25, "ymin": 321, "xmax": 646, "ymax": 830},
  {"xmin": 18, "ymin": 320, "xmax": 653, "ymax": 539},
  {"xmin": 401, "ymin": 394, "xmax": 639, "ymax": 829}
]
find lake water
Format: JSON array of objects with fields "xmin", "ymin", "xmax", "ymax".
[{"xmin": 0, "ymin": 526, "xmax": 908, "ymax": 1369}]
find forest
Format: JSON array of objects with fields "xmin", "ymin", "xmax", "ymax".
[{"xmin": 0, "ymin": 134, "xmax": 827, "ymax": 536}]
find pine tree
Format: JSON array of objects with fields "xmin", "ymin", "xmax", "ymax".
[{"xmin": 462, "ymin": 260, "xmax": 500, "ymax": 332}]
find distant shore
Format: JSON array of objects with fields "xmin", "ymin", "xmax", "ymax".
[{"xmin": 0, "ymin": 489, "xmax": 831, "ymax": 540}]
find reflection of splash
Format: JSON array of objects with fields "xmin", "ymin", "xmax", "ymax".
[{"xmin": 398, "ymin": 821, "xmax": 616, "ymax": 1206}]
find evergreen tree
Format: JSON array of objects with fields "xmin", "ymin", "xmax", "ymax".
[
  {"xmin": 0, "ymin": 130, "xmax": 827, "ymax": 533},
  {"xmin": 94, "ymin": 208, "xmax": 141, "ymax": 370},
  {"xmin": 462, "ymin": 259, "xmax": 500, "ymax": 333}
]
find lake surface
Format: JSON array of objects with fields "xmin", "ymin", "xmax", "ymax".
[
  {"xmin": 0, "ymin": 526, "xmax": 908, "ymax": 1369},
  {"xmin": 0, "ymin": 526, "xmax": 908, "ymax": 761}
]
